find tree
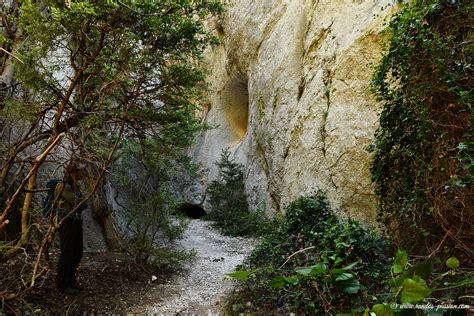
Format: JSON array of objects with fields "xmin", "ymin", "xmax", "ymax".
[
  {"xmin": 0, "ymin": 0, "xmax": 221, "ymax": 297},
  {"xmin": 206, "ymin": 149, "xmax": 268, "ymax": 236}
]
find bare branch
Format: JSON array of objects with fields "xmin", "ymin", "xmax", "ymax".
[
  {"xmin": 0, "ymin": 47, "xmax": 24, "ymax": 64},
  {"xmin": 0, "ymin": 133, "xmax": 65, "ymax": 233}
]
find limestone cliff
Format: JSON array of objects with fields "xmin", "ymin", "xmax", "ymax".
[{"xmin": 192, "ymin": 0, "xmax": 402, "ymax": 223}]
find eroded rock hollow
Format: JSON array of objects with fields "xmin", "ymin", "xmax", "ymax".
[{"xmin": 192, "ymin": 0, "xmax": 402, "ymax": 223}]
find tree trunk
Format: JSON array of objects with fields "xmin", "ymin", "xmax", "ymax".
[
  {"xmin": 1, "ymin": 0, "xmax": 22, "ymax": 91},
  {"xmin": 86, "ymin": 165, "xmax": 120, "ymax": 251}
]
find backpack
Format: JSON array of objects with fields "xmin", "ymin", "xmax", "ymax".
[{"xmin": 42, "ymin": 179, "xmax": 61, "ymax": 218}]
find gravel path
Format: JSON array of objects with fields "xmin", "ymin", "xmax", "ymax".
[{"xmin": 137, "ymin": 220, "xmax": 258, "ymax": 315}]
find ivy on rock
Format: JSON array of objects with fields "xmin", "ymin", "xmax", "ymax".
[{"xmin": 369, "ymin": 0, "xmax": 473, "ymax": 261}]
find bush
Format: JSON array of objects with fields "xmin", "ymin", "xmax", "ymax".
[
  {"xmin": 365, "ymin": 250, "xmax": 473, "ymax": 315},
  {"xmin": 115, "ymin": 141, "xmax": 196, "ymax": 271},
  {"xmin": 121, "ymin": 188, "xmax": 194, "ymax": 271},
  {"xmin": 225, "ymin": 192, "xmax": 391, "ymax": 314},
  {"xmin": 206, "ymin": 149, "xmax": 270, "ymax": 236}
]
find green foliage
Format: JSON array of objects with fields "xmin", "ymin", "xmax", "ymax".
[
  {"xmin": 392, "ymin": 249, "xmax": 408, "ymax": 274},
  {"xmin": 226, "ymin": 271, "xmax": 249, "ymax": 281},
  {"xmin": 115, "ymin": 139, "xmax": 196, "ymax": 270},
  {"xmin": 206, "ymin": 149, "xmax": 270, "ymax": 236},
  {"xmin": 372, "ymin": 303, "xmax": 392, "ymax": 316},
  {"xmin": 1, "ymin": 0, "xmax": 222, "ymax": 247},
  {"xmin": 399, "ymin": 277, "xmax": 432, "ymax": 304},
  {"xmin": 446, "ymin": 257, "xmax": 460, "ymax": 270},
  {"xmin": 268, "ymin": 260, "xmax": 361, "ymax": 295},
  {"xmin": 4, "ymin": 0, "xmax": 222, "ymax": 172},
  {"xmin": 365, "ymin": 252, "xmax": 473, "ymax": 314},
  {"xmin": 370, "ymin": 0, "xmax": 473, "ymax": 259},
  {"xmin": 225, "ymin": 193, "xmax": 391, "ymax": 314},
  {"xmin": 1, "ymin": 0, "xmax": 222, "ymax": 299}
]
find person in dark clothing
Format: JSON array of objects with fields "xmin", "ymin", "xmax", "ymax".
[{"xmin": 54, "ymin": 162, "xmax": 86, "ymax": 295}]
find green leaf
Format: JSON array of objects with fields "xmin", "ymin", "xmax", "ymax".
[
  {"xmin": 337, "ymin": 278, "xmax": 360, "ymax": 294},
  {"xmin": 446, "ymin": 257, "xmax": 460, "ymax": 269},
  {"xmin": 342, "ymin": 262, "xmax": 358, "ymax": 271},
  {"xmin": 295, "ymin": 267, "xmax": 312, "ymax": 276},
  {"xmin": 372, "ymin": 303, "xmax": 393, "ymax": 316},
  {"xmin": 400, "ymin": 277, "xmax": 432, "ymax": 304},
  {"xmin": 334, "ymin": 256, "xmax": 343, "ymax": 265},
  {"xmin": 393, "ymin": 249, "xmax": 408, "ymax": 274},
  {"xmin": 225, "ymin": 271, "xmax": 249, "ymax": 281},
  {"xmin": 284, "ymin": 276, "xmax": 300, "ymax": 286},
  {"xmin": 268, "ymin": 276, "xmax": 286, "ymax": 288},
  {"xmin": 296, "ymin": 262, "xmax": 327, "ymax": 277},
  {"xmin": 335, "ymin": 272, "xmax": 354, "ymax": 282},
  {"xmin": 311, "ymin": 262, "xmax": 327, "ymax": 275},
  {"xmin": 334, "ymin": 271, "xmax": 360, "ymax": 294},
  {"xmin": 390, "ymin": 259, "xmax": 433, "ymax": 288}
]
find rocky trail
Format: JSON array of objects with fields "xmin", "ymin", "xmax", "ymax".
[
  {"xmin": 131, "ymin": 220, "xmax": 259, "ymax": 315},
  {"xmin": 0, "ymin": 220, "xmax": 258, "ymax": 315}
]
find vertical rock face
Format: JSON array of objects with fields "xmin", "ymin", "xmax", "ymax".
[{"xmin": 193, "ymin": 0, "xmax": 400, "ymax": 223}]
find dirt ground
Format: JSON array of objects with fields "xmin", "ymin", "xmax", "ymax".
[
  {"xmin": 0, "ymin": 220, "xmax": 258, "ymax": 315},
  {"xmin": 1, "ymin": 251, "xmax": 172, "ymax": 314}
]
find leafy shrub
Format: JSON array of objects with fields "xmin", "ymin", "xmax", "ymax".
[
  {"xmin": 225, "ymin": 192, "xmax": 391, "ymax": 314},
  {"xmin": 121, "ymin": 188, "xmax": 193, "ymax": 271},
  {"xmin": 367, "ymin": 250, "xmax": 473, "ymax": 315},
  {"xmin": 206, "ymin": 149, "xmax": 270, "ymax": 236},
  {"xmin": 116, "ymin": 141, "xmax": 195, "ymax": 271}
]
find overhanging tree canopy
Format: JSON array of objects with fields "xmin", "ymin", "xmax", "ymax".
[{"xmin": 0, "ymin": 0, "xmax": 221, "ymax": 262}]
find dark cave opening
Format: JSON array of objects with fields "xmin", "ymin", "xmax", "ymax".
[{"xmin": 175, "ymin": 203, "xmax": 207, "ymax": 219}]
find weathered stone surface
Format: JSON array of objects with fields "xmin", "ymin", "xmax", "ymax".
[{"xmin": 192, "ymin": 0, "xmax": 402, "ymax": 223}]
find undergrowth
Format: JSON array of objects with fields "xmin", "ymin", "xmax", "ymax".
[
  {"xmin": 369, "ymin": 0, "xmax": 473, "ymax": 262},
  {"xmin": 225, "ymin": 193, "xmax": 473, "ymax": 315},
  {"xmin": 205, "ymin": 149, "xmax": 270, "ymax": 237},
  {"xmin": 225, "ymin": 193, "xmax": 391, "ymax": 315},
  {"xmin": 220, "ymin": 1, "xmax": 474, "ymax": 314},
  {"xmin": 115, "ymin": 141, "xmax": 196, "ymax": 272}
]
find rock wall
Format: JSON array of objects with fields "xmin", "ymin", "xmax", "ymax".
[{"xmin": 192, "ymin": 0, "xmax": 402, "ymax": 223}]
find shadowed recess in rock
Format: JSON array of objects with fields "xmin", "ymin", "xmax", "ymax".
[
  {"xmin": 175, "ymin": 203, "xmax": 207, "ymax": 219},
  {"xmin": 222, "ymin": 74, "xmax": 249, "ymax": 141}
]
